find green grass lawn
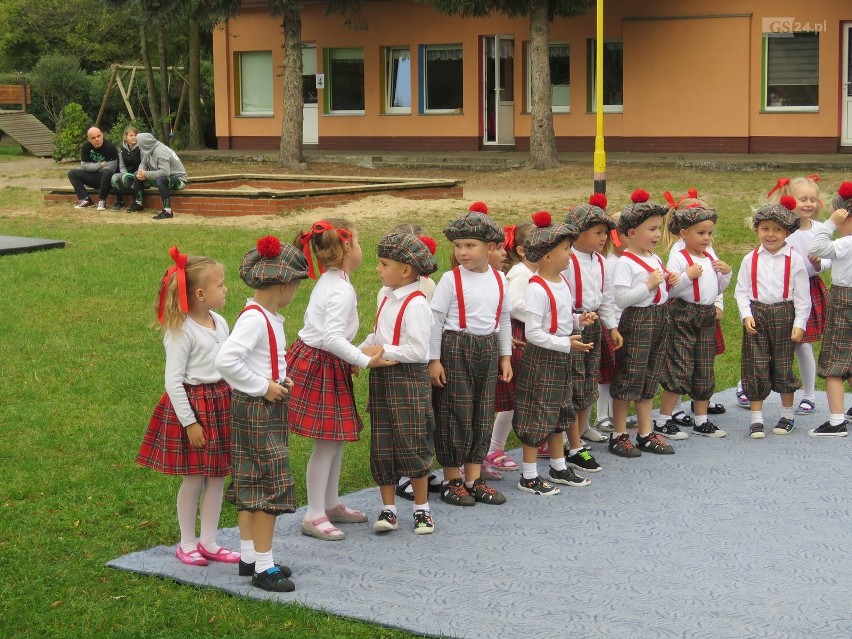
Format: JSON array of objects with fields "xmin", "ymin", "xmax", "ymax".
[{"xmin": 0, "ymin": 162, "xmax": 842, "ymax": 637}]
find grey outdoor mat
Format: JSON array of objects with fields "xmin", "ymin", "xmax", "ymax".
[
  {"xmin": 108, "ymin": 387, "xmax": 852, "ymax": 638},
  {"xmin": 0, "ymin": 235, "xmax": 65, "ymax": 255}
]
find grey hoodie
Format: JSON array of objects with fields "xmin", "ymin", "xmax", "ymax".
[{"xmin": 137, "ymin": 133, "xmax": 187, "ymax": 182}]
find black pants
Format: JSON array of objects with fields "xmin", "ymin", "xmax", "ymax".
[{"xmin": 67, "ymin": 168, "xmax": 114, "ymax": 202}]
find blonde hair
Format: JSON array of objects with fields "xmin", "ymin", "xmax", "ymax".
[
  {"xmin": 504, "ymin": 222, "xmax": 534, "ymax": 270},
  {"xmin": 157, "ymin": 256, "xmax": 223, "ymax": 334},
  {"xmin": 389, "ymin": 222, "xmax": 425, "ymax": 235},
  {"xmin": 768, "ymin": 176, "xmax": 824, "ymax": 220},
  {"xmin": 124, "ymin": 125, "xmax": 138, "ymax": 137},
  {"xmin": 662, "ymin": 196, "xmax": 711, "ymax": 250},
  {"xmin": 303, "ymin": 217, "xmax": 355, "ymax": 269}
]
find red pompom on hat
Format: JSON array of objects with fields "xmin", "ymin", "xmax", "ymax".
[
  {"xmin": 838, "ymin": 181, "xmax": 852, "ymax": 199},
  {"xmin": 631, "ymin": 189, "xmax": 650, "ymax": 203},
  {"xmin": 469, "ymin": 201, "xmax": 489, "ymax": 214},
  {"xmin": 419, "ymin": 235, "xmax": 437, "ymax": 255},
  {"xmin": 257, "ymin": 235, "xmax": 282, "ymax": 258},
  {"xmin": 686, "ymin": 187, "xmax": 699, "ymax": 199},
  {"xmin": 589, "ymin": 193, "xmax": 608, "ymax": 209},
  {"xmin": 780, "ymin": 195, "xmax": 797, "ymax": 211},
  {"xmin": 532, "ymin": 211, "xmax": 552, "ymax": 227}
]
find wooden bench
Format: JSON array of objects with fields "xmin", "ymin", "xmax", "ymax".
[{"xmin": 0, "ymin": 83, "xmax": 31, "ymax": 112}]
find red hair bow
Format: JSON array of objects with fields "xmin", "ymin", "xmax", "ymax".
[
  {"xmin": 767, "ymin": 177, "xmax": 790, "ymax": 197},
  {"xmin": 157, "ymin": 246, "xmax": 189, "ymax": 324},
  {"xmin": 300, "ymin": 220, "xmax": 352, "ymax": 280},
  {"xmin": 662, "ymin": 191, "xmax": 676, "ymax": 208},
  {"xmin": 503, "ymin": 224, "xmax": 517, "ymax": 250}
]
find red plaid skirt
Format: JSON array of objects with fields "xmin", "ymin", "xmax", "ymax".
[
  {"xmin": 714, "ymin": 319, "xmax": 725, "ymax": 355},
  {"xmin": 494, "ymin": 319, "xmax": 525, "ymax": 412},
  {"xmin": 286, "ymin": 338, "xmax": 363, "ymax": 441},
  {"xmin": 599, "ymin": 327, "xmax": 617, "ymax": 384},
  {"xmin": 803, "ymin": 275, "xmax": 828, "ymax": 343},
  {"xmin": 136, "ymin": 380, "xmax": 232, "ymax": 476}
]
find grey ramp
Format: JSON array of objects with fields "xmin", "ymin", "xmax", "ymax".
[
  {"xmin": 108, "ymin": 387, "xmax": 852, "ymax": 639},
  {"xmin": 0, "ymin": 235, "xmax": 65, "ymax": 255}
]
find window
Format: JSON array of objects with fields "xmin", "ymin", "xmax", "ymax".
[
  {"xmin": 526, "ymin": 42, "xmax": 570, "ymax": 113},
  {"xmin": 325, "ymin": 48, "xmax": 364, "ymax": 114},
  {"xmin": 384, "ymin": 47, "xmax": 411, "ymax": 114},
  {"xmin": 420, "ymin": 44, "xmax": 463, "ymax": 113},
  {"xmin": 586, "ymin": 40, "xmax": 623, "ymax": 113},
  {"xmin": 237, "ymin": 51, "xmax": 273, "ymax": 116},
  {"xmin": 763, "ymin": 33, "xmax": 819, "ymax": 111}
]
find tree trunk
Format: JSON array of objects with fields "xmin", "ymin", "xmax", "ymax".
[
  {"xmin": 279, "ymin": 4, "xmax": 306, "ymax": 170},
  {"xmin": 527, "ymin": 0, "xmax": 559, "ymax": 170},
  {"xmin": 140, "ymin": 21, "xmax": 163, "ymax": 140},
  {"xmin": 157, "ymin": 18, "xmax": 171, "ymax": 145},
  {"xmin": 187, "ymin": 19, "xmax": 205, "ymax": 149}
]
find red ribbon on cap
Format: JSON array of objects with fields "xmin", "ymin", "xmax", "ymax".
[
  {"xmin": 157, "ymin": 246, "xmax": 189, "ymax": 324},
  {"xmin": 299, "ymin": 220, "xmax": 352, "ymax": 280},
  {"xmin": 610, "ymin": 229, "xmax": 622, "ymax": 247}
]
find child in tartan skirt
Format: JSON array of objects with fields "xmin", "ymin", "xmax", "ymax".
[
  {"xmin": 608, "ymin": 189, "xmax": 685, "ymax": 458},
  {"xmin": 767, "ymin": 176, "xmax": 831, "ymax": 416},
  {"xmin": 136, "ymin": 246, "xmax": 238, "ymax": 568},
  {"xmin": 216, "ymin": 236, "xmax": 308, "ymax": 593},
  {"xmin": 361, "ymin": 232, "xmax": 439, "ymax": 535},
  {"xmin": 734, "ymin": 199, "xmax": 811, "ymax": 438},
  {"xmin": 429, "ymin": 202, "xmax": 512, "ymax": 507},
  {"xmin": 563, "ymin": 195, "xmax": 619, "ymax": 472},
  {"xmin": 657, "ymin": 201, "xmax": 732, "ymax": 440},
  {"xmin": 287, "ymin": 218, "xmax": 395, "ymax": 541},
  {"xmin": 809, "ymin": 182, "xmax": 852, "ymax": 437},
  {"xmin": 513, "ymin": 212, "xmax": 594, "ymax": 495},
  {"xmin": 486, "ymin": 221, "xmax": 534, "ymax": 473}
]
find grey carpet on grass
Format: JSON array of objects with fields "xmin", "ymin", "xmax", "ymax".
[{"xmin": 108, "ymin": 387, "xmax": 852, "ymax": 639}]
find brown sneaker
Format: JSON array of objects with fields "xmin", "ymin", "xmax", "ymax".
[
  {"xmin": 608, "ymin": 433, "xmax": 642, "ymax": 458},
  {"xmin": 469, "ymin": 477, "xmax": 506, "ymax": 505},
  {"xmin": 440, "ymin": 478, "xmax": 475, "ymax": 506},
  {"xmin": 636, "ymin": 432, "xmax": 675, "ymax": 454}
]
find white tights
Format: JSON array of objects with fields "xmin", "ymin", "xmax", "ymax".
[
  {"xmin": 796, "ymin": 342, "xmax": 816, "ymax": 400},
  {"xmin": 305, "ymin": 439, "xmax": 344, "ymax": 520},
  {"xmin": 489, "ymin": 410, "xmax": 514, "ymax": 453},
  {"xmin": 176, "ymin": 475, "xmax": 226, "ymax": 551}
]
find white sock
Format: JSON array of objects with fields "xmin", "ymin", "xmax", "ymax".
[
  {"xmin": 305, "ymin": 440, "xmax": 343, "ymax": 520},
  {"xmin": 550, "ymin": 457, "xmax": 567, "ymax": 471},
  {"xmin": 597, "ymin": 384, "xmax": 611, "ymax": 419},
  {"xmin": 255, "ymin": 550, "xmax": 274, "ymax": 574},
  {"xmin": 830, "ymin": 413, "xmax": 846, "ymax": 426},
  {"xmin": 795, "ymin": 342, "xmax": 817, "ymax": 399},
  {"xmin": 737, "ymin": 380, "xmax": 744, "ymax": 393},
  {"xmin": 568, "ymin": 447, "xmax": 583, "ymax": 457},
  {"xmin": 176, "ymin": 475, "xmax": 204, "ymax": 550},
  {"xmin": 240, "ymin": 539, "xmax": 256, "ymax": 565},
  {"xmin": 384, "ymin": 504, "xmax": 398, "ymax": 515},
  {"xmin": 751, "ymin": 411, "xmax": 763, "ymax": 424},
  {"xmin": 694, "ymin": 414, "xmax": 708, "ymax": 426},
  {"xmin": 522, "ymin": 462, "xmax": 538, "ymax": 480},
  {"xmin": 198, "ymin": 476, "xmax": 226, "ymax": 551},
  {"xmin": 414, "ymin": 501, "xmax": 430, "ymax": 513},
  {"xmin": 490, "ymin": 411, "xmax": 514, "ymax": 453},
  {"xmin": 781, "ymin": 406, "xmax": 794, "ymax": 420},
  {"xmin": 659, "ymin": 414, "xmax": 672, "ymax": 424}
]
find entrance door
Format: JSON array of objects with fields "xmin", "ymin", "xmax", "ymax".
[
  {"xmin": 482, "ymin": 35, "xmax": 515, "ymax": 145},
  {"xmin": 843, "ymin": 24, "xmax": 852, "ymax": 146},
  {"xmin": 302, "ymin": 45, "xmax": 318, "ymax": 145}
]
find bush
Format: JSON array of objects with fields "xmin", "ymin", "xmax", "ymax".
[
  {"xmin": 106, "ymin": 115, "xmax": 149, "ymax": 148},
  {"xmin": 52, "ymin": 103, "xmax": 90, "ymax": 162},
  {"xmin": 29, "ymin": 54, "xmax": 90, "ymax": 129}
]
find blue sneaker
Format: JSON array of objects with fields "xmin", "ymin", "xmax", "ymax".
[{"xmin": 773, "ymin": 417, "xmax": 795, "ymax": 435}]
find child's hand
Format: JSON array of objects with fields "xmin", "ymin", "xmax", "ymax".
[
  {"xmin": 282, "ymin": 377, "xmax": 294, "ymax": 392},
  {"xmin": 807, "ymin": 255, "xmax": 822, "ymax": 271},
  {"xmin": 570, "ymin": 335, "xmax": 594, "ymax": 352},
  {"xmin": 610, "ymin": 328, "xmax": 624, "ymax": 350},
  {"xmin": 429, "ymin": 360, "xmax": 446, "ymax": 387},
  {"xmin": 498, "ymin": 356, "xmax": 513, "ymax": 383},
  {"xmin": 743, "ymin": 317, "xmax": 757, "ymax": 335},
  {"xmin": 511, "ymin": 338, "xmax": 526, "ymax": 349},
  {"xmin": 715, "ymin": 307, "xmax": 723, "ymax": 321},
  {"xmin": 829, "ymin": 208, "xmax": 850, "ymax": 226},
  {"xmin": 646, "ymin": 270, "xmax": 665, "ymax": 291},
  {"xmin": 367, "ymin": 350, "xmax": 397, "ymax": 369},
  {"xmin": 685, "ymin": 264, "xmax": 702, "ymax": 280},
  {"xmin": 361, "ymin": 345, "xmax": 383, "ymax": 357},
  {"xmin": 791, "ymin": 327, "xmax": 804, "ymax": 343},
  {"xmin": 186, "ymin": 422, "xmax": 206, "ymax": 449},
  {"xmin": 580, "ymin": 311, "xmax": 598, "ymax": 326},
  {"xmin": 711, "ymin": 259, "xmax": 732, "ymax": 275},
  {"xmin": 666, "ymin": 270, "xmax": 681, "ymax": 287},
  {"xmin": 264, "ymin": 380, "xmax": 287, "ymax": 402}
]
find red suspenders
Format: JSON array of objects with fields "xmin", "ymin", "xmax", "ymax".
[
  {"xmin": 622, "ymin": 251, "xmax": 670, "ymax": 304},
  {"xmin": 528, "ymin": 274, "xmax": 570, "ymax": 334},
  {"xmin": 751, "ymin": 249, "xmax": 791, "ymax": 300},
  {"xmin": 679, "ymin": 248, "xmax": 715, "ymax": 303},
  {"xmin": 569, "ymin": 252, "xmax": 605, "ymax": 311},
  {"xmin": 374, "ymin": 290, "xmax": 427, "ymax": 346},
  {"xmin": 453, "ymin": 266, "xmax": 505, "ymax": 329},
  {"xmin": 239, "ymin": 305, "xmax": 280, "ymax": 381}
]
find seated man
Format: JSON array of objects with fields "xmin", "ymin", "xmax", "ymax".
[
  {"xmin": 130, "ymin": 133, "xmax": 188, "ymax": 220},
  {"xmin": 68, "ymin": 127, "xmax": 119, "ymax": 210}
]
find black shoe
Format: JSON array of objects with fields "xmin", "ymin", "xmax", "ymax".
[
  {"xmin": 128, "ymin": 202, "xmax": 144, "ymax": 212},
  {"xmin": 239, "ymin": 560, "xmax": 291, "ymax": 578},
  {"xmin": 394, "ymin": 479, "xmax": 415, "ymax": 501},
  {"xmin": 372, "ymin": 508, "xmax": 398, "ymax": 532},
  {"xmin": 670, "ymin": 411, "xmax": 696, "ymax": 428},
  {"xmin": 440, "ymin": 478, "xmax": 475, "ymax": 506},
  {"xmin": 608, "ymin": 433, "xmax": 641, "ymax": 458},
  {"xmin": 694, "ymin": 400, "xmax": 726, "ymax": 415},
  {"xmin": 749, "ymin": 423, "xmax": 765, "ymax": 439},
  {"xmin": 413, "ymin": 509, "xmax": 435, "ymax": 535},
  {"xmin": 635, "ymin": 432, "xmax": 675, "ymax": 454},
  {"xmin": 153, "ymin": 209, "xmax": 173, "ymax": 220},
  {"xmin": 517, "ymin": 475, "xmax": 560, "ymax": 495},
  {"xmin": 548, "ymin": 466, "xmax": 590, "ymax": 487},
  {"xmin": 468, "ymin": 477, "xmax": 506, "ymax": 504},
  {"xmin": 809, "ymin": 420, "xmax": 849, "ymax": 437},
  {"xmin": 565, "ymin": 447, "xmax": 602, "ymax": 473},
  {"xmin": 427, "ymin": 474, "xmax": 443, "ymax": 494},
  {"xmin": 111, "ymin": 200, "xmax": 125, "ymax": 211},
  {"xmin": 692, "ymin": 420, "xmax": 727, "ymax": 438},
  {"xmin": 252, "ymin": 567, "xmax": 295, "ymax": 592},
  {"xmin": 772, "ymin": 417, "xmax": 795, "ymax": 435},
  {"xmin": 654, "ymin": 419, "xmax": 688, "ymax": 440},
  {"xmin": 846, "ymin": 406, "xmax": 852, "ymax": 417}
]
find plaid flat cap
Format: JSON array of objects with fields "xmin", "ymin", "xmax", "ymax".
[
  {"xmin": 752, "ymin": 203, "xmax": 800, "ymax": 233},
  {"xmin": 617, "ymin": 195, "xmax": 669, "ymax": 234},
  {"xmin": 667, "ymin": 206, "xmax": 718, "ymax": 234},
  {"xmin": 444, "ymin": 210, "xmax": 504, "ymax": 244},
  {"xmin": 240, "ymin": 236, "xmax": 309, "ymax": 288},
  {"xmin": 523, "ymin": 218, "xmax": 573, "ymax": 262},
  {"xmin": 832, "ymin": 181, "xmax": 852, "ymax": 213},
  {"xmin": 377, "ymin": 232, "xmax": 438, "ymax": 276},
  {"xmin": 565, "ymin": 204, "xmax": 616, "ymax": 239}
]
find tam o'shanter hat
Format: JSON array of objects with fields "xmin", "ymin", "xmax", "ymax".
[
  {"xmin": 377, "ymin": 232, "xmax": 438, "ymax": 276},
  {"xmin": 443, "ymin": 201, "xmax": 504, "ymax": 244},
  {"xmin": 666, "ymin": 203, "xmax": 718, "ymax": 234},
  {"xmin": 241, "ymin": 236, "xmax": 309, "ymax": 288},
  {"xmin": 752, "ymin": 196, "xmax": 800, "ymax": 233},
  {"xmin": 832, "ymin": 181, "xmax": 852, "ymax": 213},
  {"xmin": 617, "ymin": 189, "xmax": 668, "ymax": 234},
  {"xmin": 522, "ymin": 211, "xmax": 573, "ymax": 262},
  {"xmin": 565, "ymin": 193, "xmax": 616, "ymax": 239}
]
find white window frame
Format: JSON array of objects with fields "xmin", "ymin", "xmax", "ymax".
[
  {"xmin": 422, "ymin": 44, "xmax": 464, "ymax": 114},
  {"xmin": 763, "ymin": 32, "xmax": 819, "ymax": 113},
  {"xmin": 238, "ymin": 51, "xmax": 273, "ymax": 117},
  {"xmin": 526, "ymin": 41, "xmax": 570, "ymax": 113},
  {"xmin": 588, "ymin": 39, "xmax": 624, "ymax": 114},
  {"xmin": 385, "ymin": 46, "xmax": 412, "ymax": 114}
]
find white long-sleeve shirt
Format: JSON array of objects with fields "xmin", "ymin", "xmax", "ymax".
[
  {"xmin": 605, "ymin": 253, "xmax": 623, "ymax": 324},
  {"xmin": 789, "ymin": 222, "xmax": 831, "ymax": 278},
  {"xmin": 563, "ymin": 248, "xmax": 617, "ymax": 329},
  {"xmin": 810, "ymin": 220, "xmax": 852, "ymax": 286},
  {"xmin": 216, "ymin": 301, "xmax": 286, "ymax": 397},
  {"xmin": 669, "ymin": 239, "xmax": 725, "ymax": 310},
  {"xmin": 734, "ymin": 243, "xmax": 811, "ymax": 329},
  {"xmin": 429, "ymin": 266, "xmax": 511, "ymax": 359},
  {"xmin": 524, "ymin": 275, "xmax": 581, "ymax": 353},
  {"xmin": 360, "ymin": 281, "xmax": 431, "ymax": 363},
  {"xmin": 613, "ymin": 250, "xmax": 689, "ymax": 309},
  {"xmin": 507, "ymin": 261, "xmax": 535, "ymax": 321},
  {"xmin": 298, "ymin": 269, "xmax": 370, "ymax": 369},
  {"xmin": 666, "ymin": 248, "xmax": 732, "ymax": 306},
  {"xmin": 164, "ymin": 312, "xmax": 229, "ymax": 427}
]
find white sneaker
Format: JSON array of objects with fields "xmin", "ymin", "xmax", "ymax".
[
  {"xmin": 74, "ymin": 199, "xmax": 94, "ymax": 208},
  {"xmin": 582, "ymin": 426, "xmax": 608, "ymax": 442},
  {"xmin": 594, "ymin": 417, "xmax": 615, "ymax": 432},
  {"xmin": 96, "ymin": 200, "xmax": 107, "ymax": 211}
]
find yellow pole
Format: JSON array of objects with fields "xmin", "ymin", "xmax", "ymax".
[{"xmin": 593, "ymin": 0, "xmax": 606, "ymax": 194}]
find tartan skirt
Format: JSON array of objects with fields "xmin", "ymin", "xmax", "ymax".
[
  {"xmin": 136, "ymin": 380, "xmax": 232, "ymax": 477},
  {"xmin": 817, "ymin": 286, "xmax": 852, "ymax": 380},
  {"xmin": 571, "ymin": 318, "xmax": 602, "ymax": 410},
  {"xmin": 599, "ymin": 326, "xmax": 617, "ymax": 384},
  {"xmin": 611, "ymin": 305, "xmax": 670, "ymax": 401},
  {"xmin": 803, "ymin": 275, "xmax": 828, "ymax": 343},
  {"xmin": 432, "ymin": 330, "xmax": 498, "ymax": 468},
  {"xmin": 714, "ymin": 319, "xmax": 726, "ymax": 355},
  {"xmin": 494, "ymin": 319, "xmax": 525, "ymax": 412},
  {"xmin": 286, "ymin": 338, "xmax": 363, "ymax": 441},
  {"xmin": 513, "ymin": 344, "xmax": 574, "ymax": 448},
  {"xmin": 224, "ymin": 391, "xmax": 295, "ymax": 514},
  {"xmin": 741, "ymin": 301, "xmax": 800, "ymax": 401},
  {"xmin": 368, "ymin": 363, "xmax": 434, "ymax": 486},
  {"xmin": 661, "ymin": 299, "xmax": 717, "ymax": 401}
]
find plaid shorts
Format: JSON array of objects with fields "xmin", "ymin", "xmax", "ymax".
[
  {"xmin": 513, "ymin": 343, "xmax": 574, "ymax": 447},
  {"xmin": 611, "ymin": 305, "xmax": 670, "ymax": 401},
  {"xmin": 661, "ymin": 299, "xmax": 717, "ymax": 400},
  {"xmin": 571, "ymin": 318, "xmax": 602, "ymax": 410},
  {"xmin": 494, "ymin": 319, "xmax": 525, "ymax": 412},
  {"xmin": 803, "ymin": 275, "xmax": 828, "ymax": 343},
  {"xmin": 741, "ymin": 301, "xmax": 800, "ymax": 401},
  {"xmin": 817, "ymin": 286, "xmax": 852, "ymax": 380},
  {"xmin": 714, "ymin": 319, "xmax": 726, "ymax": 355},
  {"xmin": 599, "ymin": 326, "xmax": 617, "ymax": 384}
]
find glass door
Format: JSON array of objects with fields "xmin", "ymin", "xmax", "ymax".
[
  {"xmin": 482, "ymin": 35, "xmax": 514, "ymax": 145},
  {"xmin": 842, "ymin": 24, "xmax": 851, "ymax": 146},
  {"xmin": 302, "ymin": 45, "xmax": 318, "ymax": 145}
]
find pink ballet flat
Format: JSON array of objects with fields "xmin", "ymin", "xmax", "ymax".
[
  {"xmin": 301, "ymin": 515, "xmax": 346, "ymax": 540},
  {"xmin": 197, "ymin": 543, "xmax": 241, "ymax": 563},
  {"xmin": 176, "ymin": 545, "xmax": 208, "ymax": 566},
  {"xmin": 325, "ymin": 503, "xmax": 368, "ymax": 524}
]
